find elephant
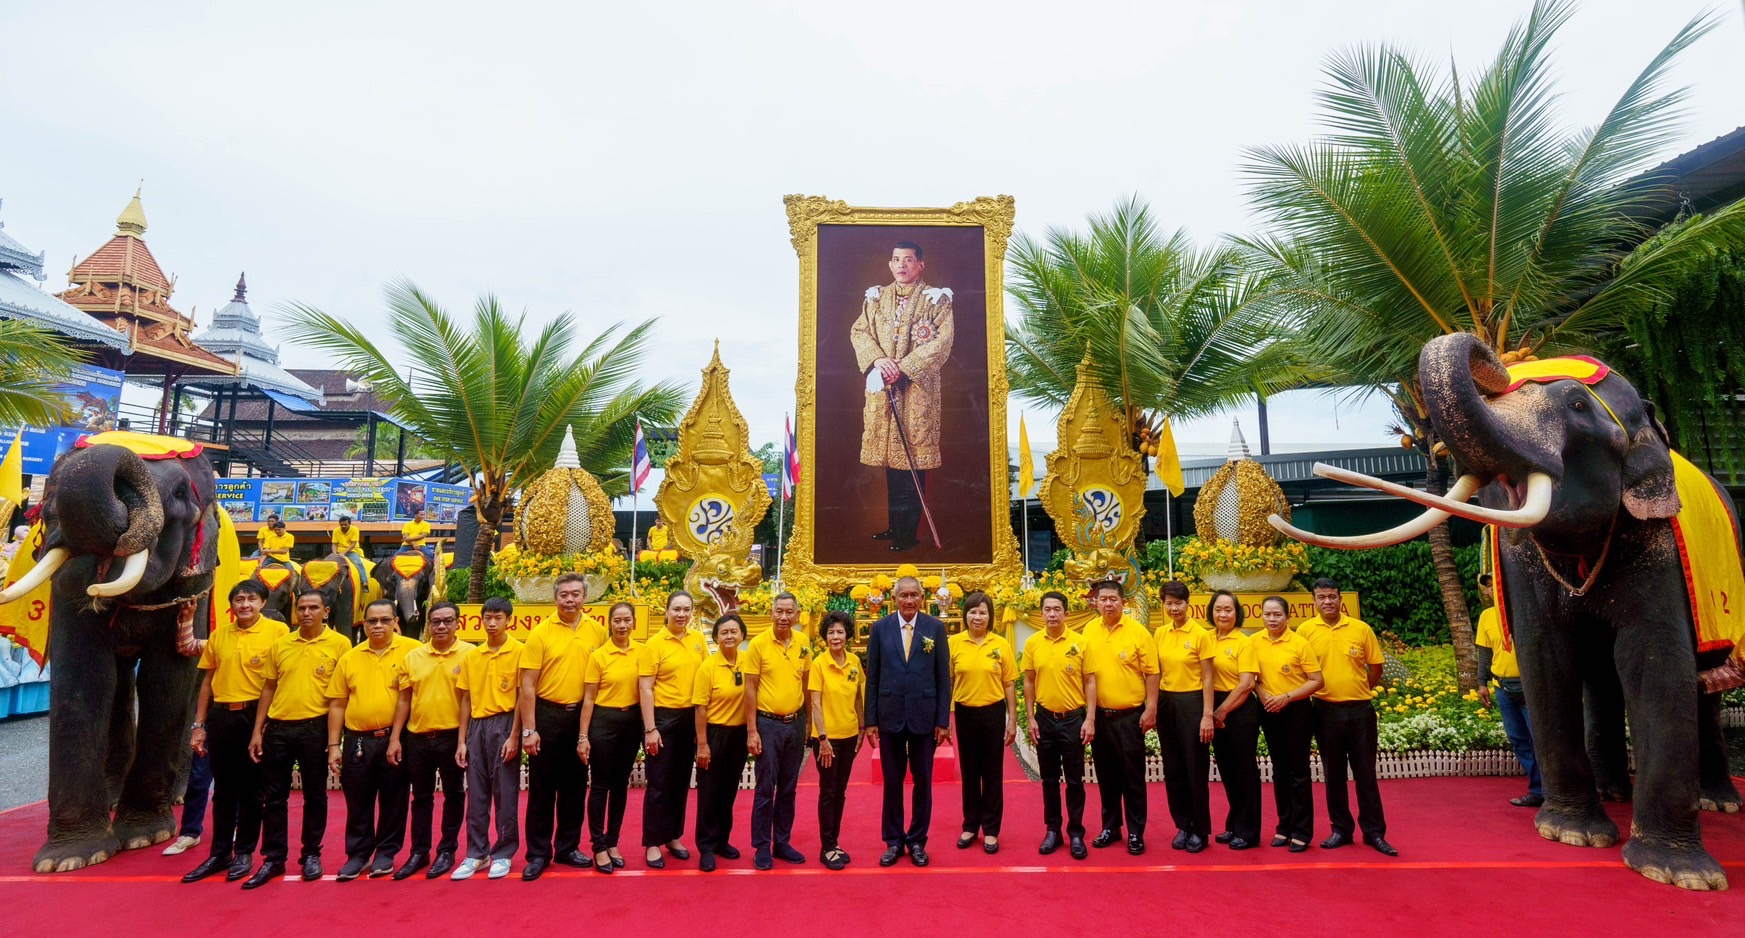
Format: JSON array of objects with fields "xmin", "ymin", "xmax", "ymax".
[
  {"xmin": 238, "ymin": 556, "xmax": 298, "ymax": 624},
  {"xmin": 372, "ymin": 545, "xmax": 442, "ymax": 640},
  {"xmin": 0, "ymin": 432, "xmax": 228, "ymax": 873},
  {"xmin": 299, "ymin": 553, "xmax": 379, "ymax": 642},
  {"xmin": 1274, "ymin": 333, "xmax": 1741, "ymax": 890}
]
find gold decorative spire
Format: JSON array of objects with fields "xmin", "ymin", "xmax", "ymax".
[
  {"xmin": 655, "ymin": 341, "xmax": 770, "ymax": 558},
  {"xmin": 1040, "ymin": 347, "xmax": 1147, "ymax": 554},
  {"xmin": 116, "ymin": 182, "xmax": 148, "ymax": 237}
]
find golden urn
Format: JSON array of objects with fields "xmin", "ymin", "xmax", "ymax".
[
  {"xmin": 1192, "ymin": 420, "xmax": 1295, "ymax": 591},
  {"xmin": 517, "ymin": 426, "xmax": 616, "ymax": 558}
]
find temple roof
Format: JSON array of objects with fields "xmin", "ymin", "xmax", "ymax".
[
  {"xmin": 0, "ymin": 200, "xmax": 130, "ymax": 349},
  {"xmin": 190, "ymin": 274, "xmax": 324, "ymax": 402}
]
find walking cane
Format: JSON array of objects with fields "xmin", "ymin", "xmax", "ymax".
[{"xmin": 883, "ymin": 385, "xmax": 942, "ymax": 549}]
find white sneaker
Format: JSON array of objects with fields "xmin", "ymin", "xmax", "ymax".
[
  {"xmin": 450, "ymin": 857, "xmax": 483, "ymax": 881},
  {"xmin": 487, "ymin": 858, "xmax": 512, "ymax": 879},
  {"xmin": 161, "ymin": 835, "xmax": 200, "ymax": 856}
]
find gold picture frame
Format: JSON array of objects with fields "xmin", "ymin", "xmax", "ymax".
[{"xmin": 780, "ymin": 194, "xmax": 1022, "ymax": 591}]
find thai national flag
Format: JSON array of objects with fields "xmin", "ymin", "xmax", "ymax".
[
  {"xmin": 782, "ymin": 415, "xmax": 800, "ymax": 499},
  {"xmin": 631, "ymin": 418, "xmax": 652, "ymax": 494}
]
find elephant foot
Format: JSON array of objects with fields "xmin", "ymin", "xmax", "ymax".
[
  {"xmin": 1622, "ymin": 834, "xmax": 1729, "ymax": 891},
  {"xmin": 112, "ymin": 807, "xmax": 176, "ymax": 851},
  {"xmin": 1535, "ymin": 803, "xmax": 1619, "ymax": 848},
  {"xmin": 1699, "ymin": 778, "xmax": 1743, "ymax": 813},
  {"xmin": 32, "ymin": 829, "xmax": 121, "ymax": 874}
]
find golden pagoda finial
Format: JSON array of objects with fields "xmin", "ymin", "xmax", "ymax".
[
  {"xmin": 116, "ymin": 182, "xmax": 148, "ymax": 237},
  {"xmin": 655, "ymin": 345, "xmax": 770, "ymax": 557}
]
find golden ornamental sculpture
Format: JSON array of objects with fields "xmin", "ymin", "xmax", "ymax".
[
  {"xmin": 655, "ymin": 343, "xmax": 770, "ymax": 619},
  {"xmin": 1187, "ymin": 419, "xmax": 1304, "ymax": 593},
  {"xmin": 511, "ymin": 426, "xmax": 616, "ymax": 601}
]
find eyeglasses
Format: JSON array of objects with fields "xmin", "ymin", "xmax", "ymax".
[{"xmin": 429, "ymin": 617, "xmax": 459, "ymax": 626}]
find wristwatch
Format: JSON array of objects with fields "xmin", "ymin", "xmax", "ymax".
[
  {"xmin": 190, "ymin": 722, "xmax": 205, "ymax": 729},
  {"xmin": 522, "ymin": 729, "xmax": 537, "ymax": 738}
]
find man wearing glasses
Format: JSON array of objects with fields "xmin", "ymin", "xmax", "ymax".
[{"xmin": 387, "ymin": 602, "xmax": 474, "ymax": 880}]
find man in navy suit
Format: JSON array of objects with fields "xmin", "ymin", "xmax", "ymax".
[{"xmin": 864, "ymin": 576, "xmax": 952, "ymax": 867}]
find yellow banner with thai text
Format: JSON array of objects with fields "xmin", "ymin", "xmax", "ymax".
[{"xmin": 454, "ymin": 602, "xmax": 651, "ymax": 642}]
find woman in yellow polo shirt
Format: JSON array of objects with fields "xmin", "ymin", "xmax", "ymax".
[
  {"xmin": 1153, "ymin": 580, "xmax": 1215, "ymax": 853},
  {"xmin": 578, "ymin": 602, "xmax": 643, "ymax": 873},
  {"xmin": 692, "ymin": 614, "xmax": 748, "ymax": 872},
  {"xmin": 949, "ymin": 591, "xmax": 1018, "ymax": 854},
  {"xmin": 808, "ymin": 611, "xmax": 864, "ymax": 870},
  {"xmin": 1206, "ymin": 590, "xmax": 1262, "ymax": 850},
  {"xmin": 1252, "ymin": 595, "xmax": 1323, "ymax": 852},
  {"xmin": 639, "ymin": 591, "xmax": 706, "ymax": 868}
]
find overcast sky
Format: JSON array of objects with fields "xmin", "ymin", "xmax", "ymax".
[{"xmin": 3, "ymin": 1, "xmax": 1740, "ymax": 462}]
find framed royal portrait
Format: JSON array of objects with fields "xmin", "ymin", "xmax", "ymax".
[{"xmin": 781, "ymin": 194, "xmax": 1022, "ymax": 590}]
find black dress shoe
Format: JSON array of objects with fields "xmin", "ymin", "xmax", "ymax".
[
  {"xmin": 336, "ymin": 857, "xmax": 367, "ymax": 882},
  {"xmin": 1270, "ymin": 835, "xmax": 1290, "ymax": 848},
  {"xmin": 393, "ymin": 851, "xmax": 429, "ymax": 880},
  {"xmin": 553, "ymin": 850, "xmax": 592, "ymax": 868},
  {"xmin": 698, "ymin": 852, "xmax": 716, "ymax": 872},
  {"xmin": 1171, "ymin": 829, "xmax": 1189, "ymax": 851},
  {"xmin": 1184, "ymin": 834, "xmax": 1206, "ymax": 854},
  {"xmin": 879, "ymin": 845, "xmax": 904, "ymax": 867},
  {"xmin": 1365, "ymin": 836, "xmax": 1398, "ymax": 857},
  {"xmin": 1039, "ymin": 830, "xmax": 1062, "ymax": 855},
  {"xmin": 1091, "ymin": 829, "xmax": 1121, "ymax": 848},
  {"xmin": 1510, "ymin": 793, "xmax": 1544, "ymax": 808},
  {"xmin": 521, "ymin": 858, "xmax": 548, "ymax": 881},
  {"xmin": 889, "ymin": 540, "xmax": 918, "ymax": 552},
  {"xmin": 871, "ymin": 529, "xmax": 894, "ymax": 540},
  {"xmin": 773, "ymin": 843, "xmax": 805, "ymax": 864},
  {"xmin": 1320, "ymin": 831, "xmax": 1351, "ymax": 850},
  {"xmin": 241, "ymin": 861, "xmax": 284, "ymax": 890},
  {"xmin": 226, "ymin": 853, "xmax": 254, "ymax": 882},
  {"xmin": 1069, "ymin": 835, "xmax": 1088, "ymax": 860},
  {"xmin": 182, "ymin": 854, "xmax": 232, "ymax": 883},
  {"xmin": 1126, "ymin": 835, "xmax": 1145, "ymax": 856},
  {"xmin": 594, "ymin": 857, "xmax": 614, "ymax": 875},
  {"xmin": 754, "ymin": 851, "xmax": 773, "ymax": 871},
  {"xmin": 957, "ymin": 832, "xmax": 976, "ymax": 849},
  {"xmin": 666, "ymin": 843, "xmax": 691, "ymax": 861},
  {"xmin": 646, "ymin": 853, "xmax": 665, "ymax": 870},
  {"xmin": 368, "ymin": 857, "xmax": 395, "ymax": 878},
  {"xmin": 610, "ymin": 854, "xmax": 625, "ymax": 869},
  {"xmin": 301, "ymin": 856, "xmax": 323, "ymax": 881},
  {"xmin": 983, "ymin": 839, "xmax": 999, "ymax": 855},
  {"xmin": 717, "ymin": 844, "xmax": 741, "ymax": 860},
  {"xmin": 1214, "ymin": 831, "xmax": 1235, "ymax": 844},
  {"xmin": 1228, "ymin": 837, "xmax": 1254, "ymax": 851},
  {"xmin": 427, "ymin": 851, "xmax": 455, "ymax": 879},
  {"xmin": 1288, "ymin": 840, "xmax": 1309, "ymax": 853},
  {"xmin": 822, "ymin": 849, "xmax": 847, "ymax": 871},
  {"xmin": 909, "ymin": 846, "xmax": 930, "ymax": 867}
]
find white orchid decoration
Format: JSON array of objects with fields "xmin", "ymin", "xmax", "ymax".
[{"xmin": 865, "ymin": 286, "xmax": 881, "ymax": 301}]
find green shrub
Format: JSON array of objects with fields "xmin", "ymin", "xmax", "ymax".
[{"xmin": 444, "ymin": 566, "xmax": 514, "ymax": 602}]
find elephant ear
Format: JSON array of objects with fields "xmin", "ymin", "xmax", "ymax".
[{"xmin": 1622, "ymin": 404, "xmax": 1679, "ymax": 520}]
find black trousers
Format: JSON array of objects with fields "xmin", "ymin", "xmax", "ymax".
[
  {"xmin": 340, "ymin": 731, "xmax": 408, "ymax": 863},
  {"xmin": 1090, "ymin": 707, "xmax": 1146, "ymax": 836},
  {"xmin": 1260, "ymin": 701, "xmax": 1314, "ymax": 843},
  {"xmin": 879, "ymin": 729, "xmax": 937, "ymax": 848},
  {"xmin": 1035, "ymin": 708, "xmax": 1086, "ymax": 837},
  {"xmin": 955, "ymin": 702, "xmax": 1006, "ymax": 837},
  {"xmin": 1158, "ymin": 691, "xmax": 1212, "ymax": 838},
  {"xmin": 884, "ymin": 467, "xmax": 929, "ymax": 544},
  {"xmin": 1211, "ymin": 692, "xmax": 1261, "ymax": 843},
  {"xmin": 694, "ymin": 723, "xmax": 747, "ymax": 854},
  {"xmin": 642, "ymin": 706, "xmax": 696, "ymax": 847},
  {"xmin": 405, "ymin": 728, "xmax": 464, "ymax": 855},
  {"xmin": 587, "ymin": 707, "xmax": 640, "ymax": 852},
  {"xmin": 525, "ymin": 699, "xmax": 586, "ymax": 862},
  {"xmin": 1315, "ymin": 699, "xmax": 1386, "ymax": 839},
  {"xmin": 206, "ymin": 702, "xmax": 264, "ymax": 859},
  {"xmin": 259, "ymin": 716, "xmax": 328, "ymax": 864},
  {"xmin": 814, "ymin": 735, "xmax": 860, "ymax": 851}
]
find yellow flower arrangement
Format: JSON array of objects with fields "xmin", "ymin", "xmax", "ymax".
[
  {"xmin": 1176, "ymin": 537, "xmax": 1309, "ymax": 581},
  {"xmin": 493, "ymin": 543, "xmax": 630, "ymax": 585}
]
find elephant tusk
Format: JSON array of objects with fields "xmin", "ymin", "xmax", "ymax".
[
  {"xmin": 1312, "ymin": 464, "xmax": 1554, "ymax": 528},
  {"xmin": 0, "ymin": 548, "xmax": 69, "ymax": 603},
  {"xmin": 88, "ymin": 551, "xmax": 150, "ymax": 598},
  {"xmin": 1269, "ymin": 475, "xmax": 1482, "ymax": 549}
]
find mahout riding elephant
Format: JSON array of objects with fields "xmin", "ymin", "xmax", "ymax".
[
  {"xmin": 1274, "ymin": 333, "xmax": 1742, "ymax": 891},
  {"xmin": 0, "ymin": 432, "xmax": 239, "ymax": 873},
  {"xmin": 372, "ymin": 544, "xmax": 443, "ymax": 641},
  {"xmin": 299, "ymin": 552, "xmax": 379, "ymax": 641}
]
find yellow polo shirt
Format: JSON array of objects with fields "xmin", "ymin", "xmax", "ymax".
[
  {"xmin": 949, "ymin": 632, "xmax": 1017, "ymax": 708},
  {"xmin": 327, "ymin": 634, "xmax": 420, "ymax": 732},
  {"xmin": 458, "ymin": 637, "xmax": 524, "ymax": 719},
  {"xmin": 1021, "ymin": 628, "xmax": 1088, "ymax": 713},
  {"xmin": 692, "ymin": 651, "xmax": 746, "ymax": 726},
  {"xmin": 396, "ymin": 639, "xmax": 476, "ymax": 733},
  {"xmin": 1085, "ymin": 616, "xmax": 1159, "ymax": 709},
  {"xmin": 585, "ymin": 641, "xmax": 643, "ymax": 708},
  {"xmin": 1154, "ymin": 619, "xmax": 1214, "ymax": 692},
  {"xmin": 810, "ymin": 650, "xmax": 863, "ymax": 738},
  {"xmin": 520, "ymin": 616, "xmax": 608, "ymax": 705},
  {"xmin": 401, "ymin": 519, "xmax": 432, "ymax": 546},
  {"xmin": 741, "ymin": 628, "xmax": 810, "ymax": 716},
  {"xmin": 258, "ymin": 529, "xmax": 295, "ymax": 562},
  {"xmin": 200, "ymin": 617, "xmax": 290, "ymax": 703},
  {"xmin": 638, "ymin": 627, "xmax": 710, "ymax": 708},
  {"xmin": 1474, "ymin": 608, "xmax": 1519, "ymax": 679},
  {"xmin": 331, "ymin": 525, "xmax": 361, "ymax": 555},
  {"xmin": 1208, "ymin": 629, "xmax": 1259, "ymax": 693},
  {"xmin": 1251, "ymin": 629, "xmax": 1321, "ymax": 698},
  {"xmin": 1300, "ymin": 615, "xmax": 1383, "ymax": 702},
  {"xmin": 262, "ymin": 626, "xmax": 352, "ymax": 720}
]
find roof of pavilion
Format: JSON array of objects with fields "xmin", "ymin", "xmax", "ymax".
[
  {"xmin": 187, "ymin": 273, "xmax": 323, "ymax": 402},
  {"xmin": 0, "ymin": 202, "xmax": 130, "ymax": 349}
]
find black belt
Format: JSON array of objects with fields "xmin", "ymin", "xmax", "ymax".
[
  {"xmin": 349, "ymin": 727, "xmax": 391, "ymax": 738},
  {"xmin": 267, "ymin": 715, "xmax": 325, "ymax": 727},
  {"xmin": 757, "ymin": 710, "xmax": 800, "ymax": 724},
  {"xmin": 416, "ymin": 729, "xmax": 458, "ymax": 739},
  {"xmin": 217, "ymin": 700, "xmax": 259, "ymax": 711},
  {"xmin": 1098, "ymin": 706, "xmax": 1140, "ymax": 717},
  {"xmin": 1039, "ymin": 706, "xmax": 1086, "ymax": 720},
  {"xmin": 597, "ymin": 705, "xmax": 638, "ymax": 713},
  {"xmin": 538, "ymin": 698, "xmax": 581, "ymax": 711},
  {"xmin": 958, "ymin": 701, "xmax": 1004, "ymax": 712}
]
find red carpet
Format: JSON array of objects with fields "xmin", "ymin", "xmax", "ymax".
[{"xmin": 1, "ymin": 750, "xmax": 1741, "ymax": 935}]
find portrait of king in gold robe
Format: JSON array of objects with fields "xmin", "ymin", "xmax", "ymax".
[{"xmin": 849, "ymin": 241, "xmax": 955, "ymax": 551}]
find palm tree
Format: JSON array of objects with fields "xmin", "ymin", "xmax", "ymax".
[
  {"xmin": 1240, "ymin": 0, "xmax": 1745, "ymax": 688},
  {"xmin": 1006, "ymin": 196, "xmax": 1312, "ymax": 460},
  {"xmin": 0, "ymin": 317, "xmax": 85, "ymax": 428},
  {"xmin": 283, "ymin": 280, "xmax": 686, "ymax": 601}
]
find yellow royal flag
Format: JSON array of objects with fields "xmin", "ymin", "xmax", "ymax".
[
  {"xmin": 1155, "ymin": 417, "xmax": 1185, "ymax": 497},
  {"xmin": 1017, "ymin": 415, "xmax": 1035, "ymax": 499},
  {"xmin": 0, "ymin": 432, "xmax": 23, "ymax": 508}
]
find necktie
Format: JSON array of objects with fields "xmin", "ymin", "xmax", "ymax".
[{"xmin": 902, "ymin": 622, "xmax": 913, "ymax": 660}]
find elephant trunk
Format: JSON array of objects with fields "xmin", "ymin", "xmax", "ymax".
[
  {"xmin": 53, "ymin": 445, "xmax": 166, "ymax": 558},
  {"xmin": 1418, "ymin": 333, "xmax": 1556, "ymax": 481}
]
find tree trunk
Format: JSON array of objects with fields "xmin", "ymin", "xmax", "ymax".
[
  {"xmin": 1425, "ymin": 449, "xmax": 1479, "ymax": 690},
  {"xmin": 468, "ymin": 499, "xmax": 501, "ymax": 603}
]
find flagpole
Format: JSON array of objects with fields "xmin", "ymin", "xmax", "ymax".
[
  {"xmin": 629, "ymin": 415, "xmax": 640, "ymax": 597},
  {"xmin": 1166, "ymin": 490, "xmax": 1174, "ymax": 579},
  {"xmin": 775, "ymin": 414, "xmax": 788, "ymax": 590}
]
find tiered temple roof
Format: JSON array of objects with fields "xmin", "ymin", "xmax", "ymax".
[{"xmin": 191, "ymin": 273, "xmax": 324, "ymax": 403}]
